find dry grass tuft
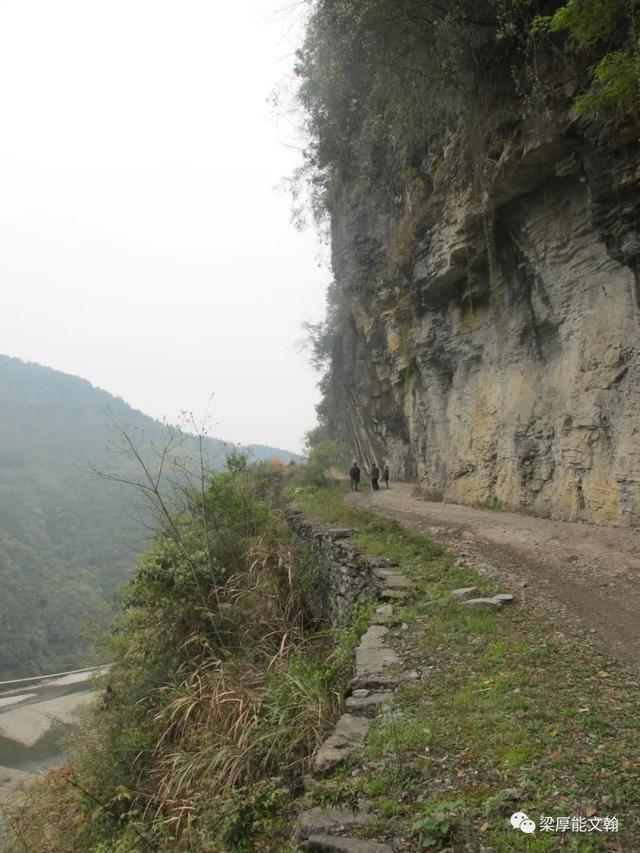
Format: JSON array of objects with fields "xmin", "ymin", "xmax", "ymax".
[{"xmin": 132, "ymin": 534, "xmax": 341, "ymax": 834}]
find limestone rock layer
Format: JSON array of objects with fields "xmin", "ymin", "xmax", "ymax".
[{"xmin": 325, "ymin": 107, "xmax": 640, "ymax": 525}]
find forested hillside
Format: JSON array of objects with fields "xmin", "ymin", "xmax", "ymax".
[{"xmin": 0, "ymin": 355, "xmax": 299, "ymax": 679}]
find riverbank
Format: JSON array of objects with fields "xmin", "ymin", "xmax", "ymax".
[
  {"xmin": 0, "ymin": 767, "xmax": 30, "ymax": 807},
  {"xmin": 0, "ymin": 668, "xmax": 105, "ymax": 807}
]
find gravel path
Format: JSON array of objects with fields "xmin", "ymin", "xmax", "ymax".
[{"xmin": 348, "ymin": 484, "xmax": 640, "ymax": 669}]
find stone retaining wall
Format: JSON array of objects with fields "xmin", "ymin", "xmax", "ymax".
[
  {"xmin": 286, "ymin": 508, "xmax": 380, "ymax": 627},
  {"xmin": 287, "ymin": 507, "xmax": 419, "ymax": 852}
]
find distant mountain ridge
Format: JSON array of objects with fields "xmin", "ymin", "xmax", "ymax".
[{"xmin": 0, "ymin": 355, "xmax": 300, "ymax": 679}]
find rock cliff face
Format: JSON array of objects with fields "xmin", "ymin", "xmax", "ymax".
[{"xmin": 326, "ymin": 109, "xmax": 640, "ymax": 524}]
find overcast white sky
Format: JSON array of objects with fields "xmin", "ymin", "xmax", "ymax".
[{"xmin": 0, "ymin": 0, "xmax": 328, "ymax": 453}]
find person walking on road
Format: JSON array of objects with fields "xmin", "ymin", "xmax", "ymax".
[
  {"xmin": 349, "ymin": 462, "xmax": 361, "ymax": 491},
  {"xmin": 382, "ymin": 463, "xmax": 390, "ymax": 489},
  {"xmin": 370, "ymin": 462, "xmax": 380, "ymax": 491}
]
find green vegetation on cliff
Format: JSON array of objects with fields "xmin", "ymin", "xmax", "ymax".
[
  {"xmin": 534, "ymin": 0, "xmax": 640, "ymax": 115},
  {"xmin": 0, "ymin": 355, "xmax": 300, "ymax": 680},
  {"xmin": 295, "ymin": 0, "xmax": 639, "ymax": 198}
]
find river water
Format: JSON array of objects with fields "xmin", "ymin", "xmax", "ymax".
[{"xmin": 0, "ymin": 668, "xmax": 105, "ymax": 806}]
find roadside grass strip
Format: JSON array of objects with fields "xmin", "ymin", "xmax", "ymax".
[{"xmin": 297, "ymin": 486, "xmax": 640, "ymax": 851}]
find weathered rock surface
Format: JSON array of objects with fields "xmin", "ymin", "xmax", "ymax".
[{"xmin": 318, "ymin": 54, "xmax": 640, "ymax": 527}]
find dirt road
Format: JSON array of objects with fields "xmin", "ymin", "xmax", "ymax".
[{"xmin": 348, "ymin": 484, "xmax": 640, "ymax": 669}]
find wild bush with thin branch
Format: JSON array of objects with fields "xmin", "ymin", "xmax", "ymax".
[{"xmin": 4, "ymin": 439, "xmax": 349, "ymax": 851}]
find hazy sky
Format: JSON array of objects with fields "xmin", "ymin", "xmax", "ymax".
[{"xmin": 0, "ymin": 0, "xmax": 328, "ymax": 453}]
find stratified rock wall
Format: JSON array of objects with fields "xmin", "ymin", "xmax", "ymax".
[{"xmin": 329, "ymin": 113, "xmax": 640, "ymax": 525}]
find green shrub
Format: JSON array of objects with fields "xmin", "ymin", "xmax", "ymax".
[
  {"xmin": 575, "ymin": 49, "xmax": 640, "ymax": 114},
  {"xmin": 299, "ymin": 440, "xmax": 346, "ymax": 488},
  {"xmin": 409, "ymin": 800, "xmax": 464, "ymax": 848},
  {"xmin": 533, "ymin": 0, "xmax": 640, "ymax": 115}
]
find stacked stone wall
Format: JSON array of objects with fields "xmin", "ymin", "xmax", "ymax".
[{"xmin": 286, "ymin": 508, "xmax": 381, "ymax": 627}]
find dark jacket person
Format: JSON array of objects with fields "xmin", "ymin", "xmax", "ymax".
[
  {"xmin": 349, "ymin": 462, "xmax": 361, "ymax": 490},
  {"xmin": 370, "ymin": 463, "xmax": 380, "ymax": 491}
]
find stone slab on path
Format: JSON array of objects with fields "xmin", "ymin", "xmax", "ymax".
[
  {"xmin": 326, "ymin": 529, "xmax": 355, "ymax": 540},
  {"xmin": 354, "ymin": 644, "xmax": 401, "ymax": 678},
  {"xmin": 373, "ymin": 569, "xmax": 415, "ymax": 589},
  {"xmin": 359, "ymin": 624, "xmax": 389, "ymax": 643},
  {"xmin": 378, "ymin": 589, "xmax": 412, "ymax": 602},
  {"xmin": 370, "ymin": 613, "xmax": 393, "ymax": 625},
  {"xmin": 461, "ymin": 597, "xmax": 503, "ymax": 610},
  {"xmin": 461, "ymin": 594, "xmax": 515, "ymax": 610},
  {"xmin": 314, "ymin": 714, "xmax": 370, "ymax": 774},
  {"xmin": 451, "ymin": 587, "xmax": 477, "ymax": 598},
  {"xmin": 365, "ymin": 556, "xmax": 399, "ymax": 569},
  {"xmin": 349, "ymin": 674, "xmax": 404, "ymax": 691},
  {"xmin": 296, "ymin": 806, "xmax": 374, "ymax": 840},
  {"xmin": 345, "ymin": 691, "xmax": 393, "ymax": 717},
  {"xmin": 299, "ymin": 835, "xmax": 393, "ymax": 853},
  {"xmin": 370, "ymin": 604, "xmax": 394, "ymax": 625},
  {"xmin": 355, "ymin": 626, "xmax": 401, "ymax": 676}
]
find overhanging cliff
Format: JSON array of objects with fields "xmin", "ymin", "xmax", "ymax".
[{"xmin": 298, "ymin": 0, "xmax": 640, "ymax": 525}]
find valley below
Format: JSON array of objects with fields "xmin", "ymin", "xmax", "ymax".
[{"xmin": 0, "ymin": 668, "xmax": 103, "ymax": 807}]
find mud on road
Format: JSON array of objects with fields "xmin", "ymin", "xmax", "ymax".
[{"xmin": 348, "ymin": 484, "xmax": 640, "ymax": 669}]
